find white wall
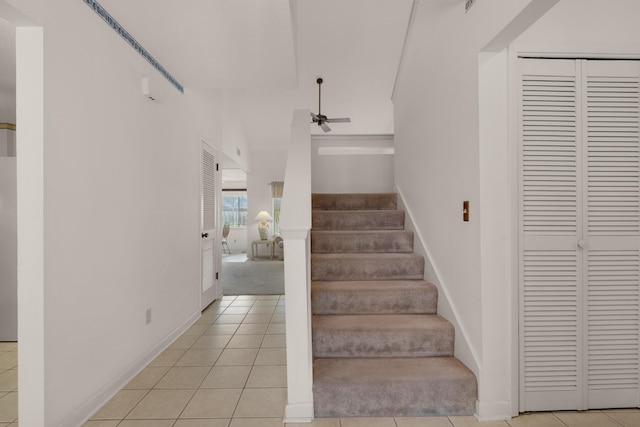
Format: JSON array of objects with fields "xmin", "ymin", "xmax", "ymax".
[
  {"xmin": 392, "ymin": 0, "xmax": 550, "ymax": 420},
  {"xmin": 246, "ymin": 149, "xmax": 286, "ymax": 256},
  {"xmin": 311, "ymin": 134, "xmax": 394, "ymax": 193},
  {"xmin": 10, "ymin": 0, "xmax": 223, "ymax": 425}
]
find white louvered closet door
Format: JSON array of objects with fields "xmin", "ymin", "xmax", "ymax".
[
  {"xmin": 519, "ymin": 58, "xmax": 640, "ymax": 412},
  {"xmin": 201, "ymin": 141, "xmax": 222, "ymax": 309}
]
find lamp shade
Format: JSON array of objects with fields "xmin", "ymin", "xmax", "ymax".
[{"xmin": 254, "ymin": 211, "xmax": 273, "ymax": 222}]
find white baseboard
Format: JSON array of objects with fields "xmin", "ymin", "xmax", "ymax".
[
  {"xmin": 60, "ymin": 309, "xmax": 201, "ymax": 427},
  {"xmin": 475, "ymin": 400, "xmax": 512, "ymax": 422},
  {"xmin": 284, "ymin": 402, "xmax": 314, "ymax": 423}
]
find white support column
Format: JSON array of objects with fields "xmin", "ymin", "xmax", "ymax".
[
  {"xmin": 281, "ymin": 109, "xmax": 314, "ymax": 422},
  {"xmin": 16, "ymin": 26, "xmax": 45, "ymax": 427}
]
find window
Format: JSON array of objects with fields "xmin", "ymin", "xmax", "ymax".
[{"xmin": 222, "ymin": 191, "xmax": 247, "ymax": 227}]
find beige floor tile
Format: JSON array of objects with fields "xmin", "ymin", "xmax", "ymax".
[
  {"xmin": 234, "ymin": 388, "xmax": 286, "ymax": 418},
  {"xmin": 229, "ymin": 419, "xmax": 283, "ymax": 427},
  {"xmin": 605, "ymin": 412, "xmax": 640, "ymax": 427},
  {"xmin": 0, "ymin": 371, "xmax": 17, "ymax": 392},
  {"xmin": 0, "ymin": 344, "xmax": 16, "ymax": 352},
  {"xmin": 235, "ymin": 324, "xmax": 268, "ymax": 335},
  {"xmin": 215, "ymin": 349, "xmax": 259, "ymax": 366},
  {"xmin": 604, "ymin": 409, "xmax": 640, "ymax": 413},
  {"xmin": 91, "ymin": 389, "xmax": 148, "ymax": 420},
  {"xmin": 271, "ymin": 314, "xmax": 286, "ymax": 323},
  {"xmin": 192, "ymin": 335, "xmax": 233, "ymax": 349},
  {"xmin": 184, "ymin": 324, "xmax": 212, "ymax": 336},
  {"xmin": 234, "ymin": 295, "xmax": 259, "ymax": 301},
  {"xmin": 248, "ymin": 306, "xmax": 276, "ymax": 314},
  {"xmin": 201, "ymin": 366, "xmax": 252, "ymax": 389},
  {"xmin": 168, "ymin": 335, "xmax": 200, "ymax": 350},
  {"xmin": 227, "ymin": 335, "xmax": 265, "ymax": 349},
  {"xmin": 174, "ymin": 419, "xmax": 231, "ymax": 427},
  {"xmin": 127, "ymin": 389, "xmax": 195, "ymax": 419},
  {"xmin": 341, "ymin": 417, "xmax": 397, "ymax": 427},
  {"xmin": 229, "ymin": 300, "xmax": 256, "ymax": 307},
  {"xmin": 0, "ymin": 354, "xmax": 17, "ymax": 371},
  {"xmin": 205, "ymin": 324, "xmax": 240, "ymax": 336},
  {"xmin": 243, "ymin": 314, "xmax": 272, "ymax": 324},
  {"xmin": 223, "ymin": 306, "xmax": 252, "ymax": 315},
  {"xmin": 261, "ymin": 334, "xmax": 285, "ymax": 348},
  {"xmin": 0, "ymin": 392, "xmax": 17, "ymax": 423},
  {"xmin": 274, "ymin": 306, "xmax": 286, "ymax": 314},
  {"xmin": 118, "ymin": 420, "xmax": 175, "ymax": 427},
  {"xmin": 149, "ymin": 349, "xmax": 188, "ymax": 367},
  {"xmin": 449, "ymin": 416, "xmax": 510, "ymax": 427},
  {"xmin": 82, "ymin": 421, "xmax": 120, "ymax": 427},
  {"xmin": 124, "ymin": 366, "xmax": 170, "ymax": 389},
  {"xmin": 154, "ymin": 366, "xmax": 210, "ymax": 389},
  {"xmin": 266, "ymin": 323, "xmax": 286, "ymax": 334},
  {"xmin": 253, "ymin": 301, "xmax": 278, "ymax": 307},
  {"xmin": 507, "ymin": 413, "xmax": 566, "ymax": 427},
  {"xmin": 395, "ymin": 416, "xmax": 453, "ymax": 426},
  {"xmin": 553, "ymin": 411, "xmax": 623, "ymax": 427},
  {"xmin": 254, "ymin": 348, "xmax": 286, "ymax": 366},
  {"xmin": 215, "ymin": 315, "xmax": 247, "ymax": 324},
  {"xmin": 286, "ymin": 418, "xmax": 341, "ymax": 427},
  {"xmin": 257, "ymin": 295, "xmax": 281, "ymax": 300},
  {"xmin": 246, "ymin": 365, "xmax": 286, "ymax": 388},
  {"xmin": 176, "ymin": 348, "xmax": 223, "ymax": 367},
  {"xmin": 181, "ymin": 388, "xmax": 243, "ymax": 418},
  {"xmin": 195, "ymin": 314, "xmax": 220, "ymax": 325}
]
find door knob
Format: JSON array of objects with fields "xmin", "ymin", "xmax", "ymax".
[
  {"xmin": 202, "ymin": 232, "xmax": 209, "ymax": 238},
  {"xmin": 577, "ymin": 239, "xmax": 586, "ymax": 249}
]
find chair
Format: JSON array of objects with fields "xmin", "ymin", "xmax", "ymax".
[
  {"xmin": 272, "ymin": 235, "xmax": 284, "ymax": 260},
  {"xmin": 221, "ymin": 224, "xmax": 231, "ymax": 254}
]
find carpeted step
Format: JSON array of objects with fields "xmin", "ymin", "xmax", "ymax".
[
  {"xmin": 312, "ymin": 314, "xmax": 453, "ymax": 358},
  {"xmin": 311, "ymin": 253, "xmax": 424, "ymax": 281},
  {"xmin": 312, "ymin": 193, "xmax": 397, "ymax": 211},
  {"xmin": 312, "ymin": 210, "xmax": 405, "ymax": 230},
  {"xmin": 311, "ymin": 280, "xmax": 437, "ymax": 315},
  {"xmin": 311, "ymin": 230, "xmax": 414, "ymax": 253},
  {"xmin": 313, "ymin": 357, "xmax": 477, "ymax": 417}
]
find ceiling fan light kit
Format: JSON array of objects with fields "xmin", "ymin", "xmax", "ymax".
[{"xmin": 311, "ymin": 77, "xmax": 351, "ymax": 132}]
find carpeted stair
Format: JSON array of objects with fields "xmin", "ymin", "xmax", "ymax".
[{"xmin": 311, "ymin": 193, "xmax": 477, "ymax": 417}]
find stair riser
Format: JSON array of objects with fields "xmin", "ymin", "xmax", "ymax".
[
  {"xmin": 311, "ymin": 256, "xmax": 424, "ymax": 281},
  {"xmin": 311, "ymin": 231, "xmax": 414, "ymax": 253},
  {"xmin": 311, "ymin": 284, "xmax": 437, "ymax": 315},
  {"xmin": 313, "ymin": 327, "xmax": 453, "ymax": 358},
  {"xmin": 314, "ymin": 377, "xmax": 476, "ymax": 417},
  {"xmin": 313, "ymin": 357, "xmax": 478, "ymax": 417},
  {"xmin": 312, "ymin": 211, "xmax": 405, "ymax": 230},
  {"xmin": 312, "ymin": 193, "xmax": 397, "ymax": 211}
]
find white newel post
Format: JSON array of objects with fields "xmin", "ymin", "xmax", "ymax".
[{"xmin": 280, "ymin": 109, "xmax": 314, "ymax": 422}]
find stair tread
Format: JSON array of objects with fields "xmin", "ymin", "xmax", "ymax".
[
  {"xmin": 312, "ymin": 193, "xmax": 397, "ymax": 211},
  {"xmin": 313, "ymin": 313, "xmax": 452, "ymax": 332},
  {"xmin": 312, "ymin": 279, "xmax": 436, "ymax": 290},
  {"xmin": 312, "ymin": 252, "xmax": 423, "ymax": 260},
  {"xmin": 314, "ymin": 356, "xmax": 476, "ymax": 385},
  {"xmin": 312, "ymin": 210, "xmax": 405, "ymax": 230},
  {"xmin": 311, "ymin": 230, "xmax": 414, "ymax": 253}
]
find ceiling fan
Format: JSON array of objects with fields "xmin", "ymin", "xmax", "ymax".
[{"xmin": 311, "ymin": 77, "xmax": 351, "ymax": 132}]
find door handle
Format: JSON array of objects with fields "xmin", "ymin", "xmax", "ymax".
[
  {"xmin": 577, "ymin": 239, "xmax": 586, "ymax": 249},
  {"xmin": 202, "ymin": 233, "xmax": 209, "ymax": 238}
]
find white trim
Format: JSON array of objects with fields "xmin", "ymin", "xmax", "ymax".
[
  {"xmin": 283, "ymin": 402, "xmax": 314, "ymax": 424},
  {"xmin": 475, "ymin": 400, "xmax": 512, "ymax": 422},
  {"xmin": 507, "ymin": 43, "xmax": 640, "ymax": 415},
  {"xmin": 395, "ymin": 185, "xmax": 480, "ymax": 375},
  {"xmin": 391, "ymin": 0, "xmax": 418, "ymax": 102},
  {"xmin": 64, "ymin": 310, "xmax": 201, "ymax": 427}
]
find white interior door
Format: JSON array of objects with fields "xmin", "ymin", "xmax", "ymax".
[
  {"xmin": 201, "ymin": 141, "xmax": 222, "ymax": 309},
  {"xmin": 519, "ymin": 58, "xmax": 640, "ymax": 412}
]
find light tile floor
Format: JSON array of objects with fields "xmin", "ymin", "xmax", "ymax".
[{"xmin": 2, "ymin": 296, "xmax": 640, "ymax": 426}]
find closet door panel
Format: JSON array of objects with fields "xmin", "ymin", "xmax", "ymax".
[{"xmin": 584, "ymin": 60, "xmax": 640, "ymax": 408}]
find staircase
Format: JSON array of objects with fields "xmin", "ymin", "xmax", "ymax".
[{"xmin": 310, "ymin": 193, "xmax": 477, "ymax": 417}]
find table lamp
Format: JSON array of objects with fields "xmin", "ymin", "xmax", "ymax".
[{"xmin": 254, "ymin": 211, "xmax": 273, "ymax": 240}]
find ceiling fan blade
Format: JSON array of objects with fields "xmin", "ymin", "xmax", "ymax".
[
  {"xmin": 310, "ymin": 112, "xmax": 320, "ymax": 122},
  {"xmin": 325, "ymin": 117, "xmax": 351, "ymax": 123},
  {"xmin": 320, "ymin": 122, "xmax": 331, "ymax": 132}
]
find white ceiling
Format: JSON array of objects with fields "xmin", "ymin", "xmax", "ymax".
[{"xmin": 0, "ymin": 0, "xmax": 413, "ymax": 151}]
